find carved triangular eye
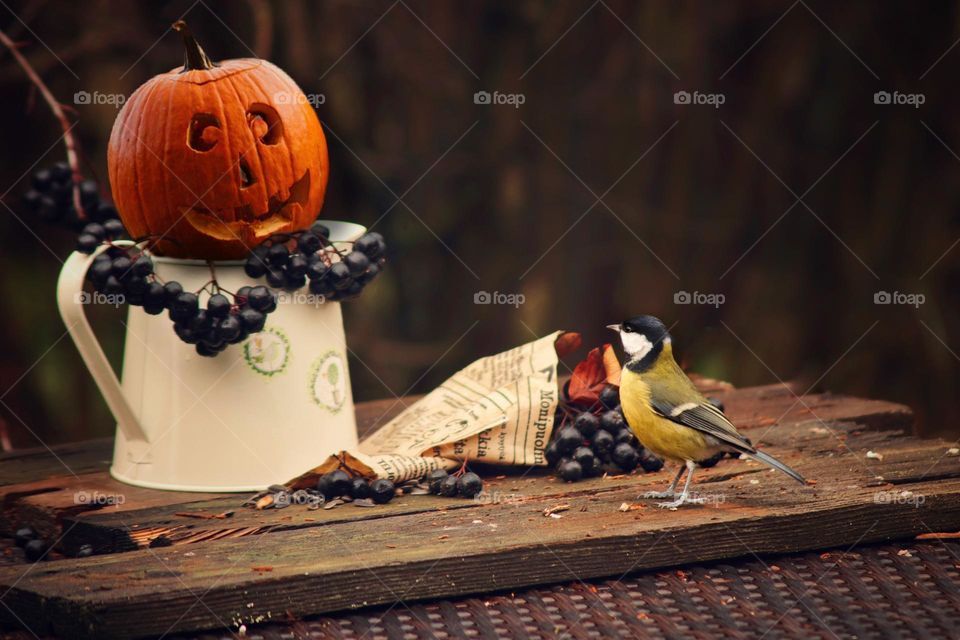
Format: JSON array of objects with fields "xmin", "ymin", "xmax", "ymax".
[
  {"xmin": 188, "ymin": 113, "xmax": 220, "ymax": 152},
  {"xmin": 247, "ymin": 103, "xmax": 282, "ymax": 145}
]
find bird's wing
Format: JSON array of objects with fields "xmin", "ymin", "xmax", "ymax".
[{"xmin": 647, "ymin": 375, "xmax": 756, "ymax": 453}]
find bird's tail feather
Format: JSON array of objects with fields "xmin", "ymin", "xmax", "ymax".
[{"xmin": 745, "ymin": 449, "xmax": 806, "ymax": 484}]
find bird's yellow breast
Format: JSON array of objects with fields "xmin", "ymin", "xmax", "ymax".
[{"xmin": 619, "ymin": 368, "xmax": 713, "ymax": 462}]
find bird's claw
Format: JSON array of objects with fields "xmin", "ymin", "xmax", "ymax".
[
  {"xmin": 642, "ymin": 490, "xmax": 675, "ymax": 499},
  {"xmin": 654, "ymin": 494, "xmax": 705, "ymax": 509}
]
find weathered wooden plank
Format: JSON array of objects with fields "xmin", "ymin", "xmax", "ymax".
[
  {"xmin": 58, "ymin": 413, "xmax": 929, "ymax": 555},
  {"xmin": 2, "ymin": 457, "xmax": 958, "ymax": 640},
  {"xmin": 0, "ymin": 397, "xmax": 421, "ymax": 540},
  {"xmin": 0, "ymin": 437, "xmax": 113, "ymax": 486},
  {"xmin": 0, "ymin": 384, "xmax": 951, "ymax": 639},
  {"xmin": 0, "ymin": 386, "xmax": 916, "ymax": 554}
]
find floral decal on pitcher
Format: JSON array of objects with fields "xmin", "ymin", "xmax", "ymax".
[
  {"xmin": 243, "ymin": 327, "xmax": 290, "ymax": 377},
  {"xmin": 310, "ymin": 350, "xmax": 348, "ymax": 413}
]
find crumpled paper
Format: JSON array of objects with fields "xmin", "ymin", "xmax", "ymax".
[{"xmin": 287, "ymin": 331, "xmax": 580, "ymax": 488}]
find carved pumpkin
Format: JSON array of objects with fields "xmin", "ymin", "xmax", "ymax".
[{"xmin": 108, "ymin": 22, "xmax": 329, "ymax": 259}]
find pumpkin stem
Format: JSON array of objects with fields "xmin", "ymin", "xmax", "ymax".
[{"xmin": 173, "ymin": 20, "xmax": 216, "ymax": 72}]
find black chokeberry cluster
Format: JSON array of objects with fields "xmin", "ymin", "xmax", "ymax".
[
  {"xmin": 316, "ymin": 469, "xmax": 397, "ymax": 504},
  {"xmin": 21, "ymin": 161, "xmax": 127, "ymax": 252},
  {"xmin": 244, "ymin": 221, "xmax": 386, "ymax": 301},
  {"xmin": 423, "ymin": 468, "xmax": 484, "ymax": 498},
  {"xmin": 547, "ymin": 384, "xmax": 665, "ymax": 482},
  {"xmin": 85, "ymin": 242, "xmax": 278, "ymax": 357}
]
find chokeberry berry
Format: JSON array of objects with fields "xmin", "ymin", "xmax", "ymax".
[
  {"xmin": 239, "ymin": 308, "xmax": 266, "ymax": 332},
  {"xmin": 206, "ymin": 293, "xmax": 231, "ymax": 318},
  {"xmin": 557, "ymin": 459, "xmax": 583, "ymax": 482},
  {"xmin": 14, "ymin": 527, "xmax": 36, "ymax": 548},
  {"xmin": 246, "ymin": 286, "xmax": 273, "ymax": 311},
  {"xmin": 591, "ymin": 429, "xmax": 615, "ymax": 455},
  {"xmin": 438, "ymin": 475, "xmax": 459, "ymax": 497},
  {"xmin": 638, "ymin": 450, "xmax": 664, "ymax": 472},
  {"xmin": 425, "ymin": 469, "xmax": 449, "ymax": 494},
  {"xmin": 349, "ymin": 477, "xmax": 372, "ymax": 499},
  {"xmin": 599, "ymin": 385, "xmax": 620, "ymax": 410},
  {"xmin": 574, "ymin": 412, "xmax": 599, "ymax": 438},
  {"xmin": 555, "ymin": 426, "xmax": 583, "ymax": 455},
  {"xmin": 600, "ymin": 409, "xmax": 626, "ymax": 433},
  {"xmin": 370, "ymin": 478, "xmax": 396, "ymax": 504},
  {"xmin": 323, "ymin": 470, "xmax": 352, "ymax": 498},
  {"xmin": 343, "ymin": 251, "xmax": 370, "ymax": 276},
  {"xmin": 457, "ymin": 472, "xmax": 483, "ymax": 498},
  {"xmin": 612, "ymin": 443, "xmax": 640, "ymax": 471},
  {"xmin": 572, "ymin": 446, "xmax": 596, "ymax": 475},
  {"xmin": 24, "ymin": 539, "xmax": 47, "ymax": 562}
]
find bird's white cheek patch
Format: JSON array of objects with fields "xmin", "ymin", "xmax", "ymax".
[{"xmin": 622, "ymin": 332, "xmax": 653, "ymax": 359}]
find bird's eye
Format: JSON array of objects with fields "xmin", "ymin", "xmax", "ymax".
[{"xmin": 622, "ymin": 326, "xmax": 633, "ymax": 333}]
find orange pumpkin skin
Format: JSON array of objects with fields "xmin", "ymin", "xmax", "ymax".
[{"xmin": 108, "ymin": 57, "xmax": 329, "ymax": 259}]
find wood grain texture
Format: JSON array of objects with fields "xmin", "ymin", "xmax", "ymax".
[{"xmin": 0, "ymin": 384, "xmax": 955, "ymax": 639}]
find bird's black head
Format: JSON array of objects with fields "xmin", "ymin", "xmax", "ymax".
[{"xmin": 606, "ymin": 315, "xmax": 671, "ymax": 371}]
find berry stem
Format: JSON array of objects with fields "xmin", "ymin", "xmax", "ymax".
[{"xmin": 0, "ymin": 28, "xmax": 87, "ymax": 221}]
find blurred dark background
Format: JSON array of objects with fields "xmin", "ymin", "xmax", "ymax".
[{"xmin": 1, "ymin": 0, "xmax": 958, "ymax": 448}]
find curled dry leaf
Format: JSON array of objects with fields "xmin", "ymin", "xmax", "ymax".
[{"xmin": 567, "ymin": 344, "xmax": 622, "ymax": 406}]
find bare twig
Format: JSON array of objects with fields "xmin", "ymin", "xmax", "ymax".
[{"xmin": 0, "ymin": 28, "xmax": 86, "ymax": 220}]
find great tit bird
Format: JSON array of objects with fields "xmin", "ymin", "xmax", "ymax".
[{"xmin": 608, "ymin": 316, "xmax": 805, "ymax": 509}]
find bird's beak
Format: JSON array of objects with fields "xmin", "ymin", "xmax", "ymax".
[{"xmin": 606, "ymin": 324, "xmax": 620, "ymax": 332}]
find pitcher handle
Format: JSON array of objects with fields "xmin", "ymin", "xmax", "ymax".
[{"xmin": 56, "ymin": 244, "xmax": 149, "ymax": 445}]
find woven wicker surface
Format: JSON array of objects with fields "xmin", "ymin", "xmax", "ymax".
[
  {"xmin": 165, "ymin": 540, "xmax": 957, "ymax": 640},
  {"xmin": 2, "ymin": 539, "xmax": 958, "ymax": 638}
]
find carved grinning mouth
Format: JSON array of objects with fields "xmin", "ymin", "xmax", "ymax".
[{"xmin": 181, "ymin": 170, "xmax": 310, "ymax": 241}]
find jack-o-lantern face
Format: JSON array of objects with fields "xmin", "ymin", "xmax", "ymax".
[{"xmin": 108, "ymin": 22, "xmax": 328, "ymax": 259}]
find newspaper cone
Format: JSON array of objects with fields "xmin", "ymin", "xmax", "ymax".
[{"xmin": 287, "ymin": 331, "xmax": 575, "ymax": 488}]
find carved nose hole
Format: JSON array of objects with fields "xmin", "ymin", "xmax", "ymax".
[{"xmin": 239, "ymin": 157, "xmax": 256, "ymax": 189}]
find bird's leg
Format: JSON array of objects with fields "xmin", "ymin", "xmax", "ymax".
[
  {"xmin": 642, "ymin": 464, "xmax": 685, "ymax": 499},
  {"xmin": 657, "ymin": 460, "xmax": 705, "ymax": 509}
]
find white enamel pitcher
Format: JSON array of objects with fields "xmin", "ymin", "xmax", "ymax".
[{"xmin": 56, "ymin": 220, "xmax": 362, "ymax": 492}]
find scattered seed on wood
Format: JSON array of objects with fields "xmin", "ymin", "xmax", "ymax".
[
  {"xmin": 353, "ymin": 498, "xmax": 375, "ymax": 507},
  {"xmin": 173, "ymin": 511, "xmax": 234, "ymax": 520},
  {"xmin": 242, "ymin": 491, "xmax": 269, "ymax": 507},
  {"xmin": 438, "ymin": 535, "xmax": 449, "ymax": 540},
  {"xmin": 409, "ymin": 487, "xmax": 430, "ymax": 495},
  {"xmin": 324, "ymin": 499, "xmax": 343, "ymax": 510},
  {"xmin": 618, "ymin": 502, "xmax": 646, "ymax": 512},
  {"xmin": 866, "ymin": 450, "xmax": 884, "ymax": 461},
  {"xmin": 543, "ymin": 504, "xmax": 570, "ymax": 517},
  {"xmin": 947, "ymin": 448, "xmax": 959, "ymax": 456},
  {"xmin": 385, "ymin": 544, "xmax": 396, "ymax": 549},
  {"xmin": 251, "ymin": 566, "xmax": 273, "ymax": 572},
  {"xmin": 255, "ymin": 495, "xmax": 274, "ymax": 510}
]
